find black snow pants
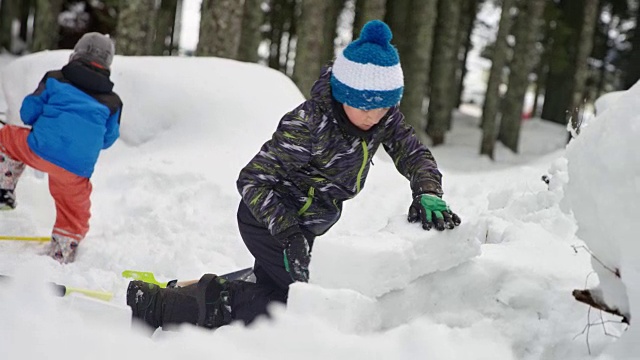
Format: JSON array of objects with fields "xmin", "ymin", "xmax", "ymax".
[
  {"xmin": 230, "ymin": 200, "xmax": 316, "ymax": 324},
  {"xmin": 158, "ymin": 200, "xmax": 316, "ymax": 329}
]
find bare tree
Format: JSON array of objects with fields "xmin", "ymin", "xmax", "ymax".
[
  {"xmin": 154, "ymin": 0, "xmax": 179, "ymax": 55},
  {"xmin": 292, "ymin": 0, "xmax": 329, "ymax": 98},
  {"xmin": 116, "ymin": 0, "xmax": 158, "ymax": 55},
  {"xmin": 399, "ymin": 0, "xmax": 437, "ymax": 130},
  {"xmin": 353, "ymin": 0, "xmax": 386, "ymax": 38},
  {"xmin": 452, "ymin": 0, "xmax": 479, "ymax": 110},
  {"xmin": 19, "ymin": 0, "xmax": 34, "ymax": 45},
  {"xmin": 426, "ymin": 0, "xmax": 462, "ymax": 145},
  {"xmin": 480, "ymin": 0, "xmax": 517, "ymax": 159},
  {"xmin": 384, "ymin": 0, "xmax": 410, "ymax": 55},
  {"xmin": 237, "ymin": 0, "xmax": 264, "ymax": 62},
  {"xmin": 569, "ymin": 0, "xmax": 599, "ymax": 135},
  {"xmin": 267, "ymin": 0, "xmax": 296, "ymax": 72},
  {"xmin": 196, "ymin": 0, "xmax": 244, "ymax": 59},
  {"xmin": 0, "ymin": 0, "xmax": 19, "ymax": 51},
  {"xmin": 32, "ymin": 0, "xmax": 64, "ymax": 52},
  {"xmin": 321, "ymin": 0, "xmax": 345, "ymax": 63},
  {"xmin": 624, "ymin": 3, "xmax": 640, "ymax": 89},
  {"xmin": 498, "ymin": 0, "xmax": 546, "ymax": 153},
  {"xmin": 540, "ymin": 1, "xmax": 583, "ymax": 124}
]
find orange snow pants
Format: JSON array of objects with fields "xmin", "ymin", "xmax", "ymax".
[{"xmin": 0, "ymin": 125, "xmax": 91, "ymax": 240}]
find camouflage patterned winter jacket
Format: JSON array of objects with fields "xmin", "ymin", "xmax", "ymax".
[{"xmin": 237, "ymin": 64, "xmax": 443, "ymax": 239}]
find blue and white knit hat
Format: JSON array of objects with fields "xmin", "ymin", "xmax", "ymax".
[{"xmin": 331, "ymin": 20, "xmax": 404, "ymax": 110}]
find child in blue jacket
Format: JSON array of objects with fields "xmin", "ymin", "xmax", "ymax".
[{"xmin": 0, "ymin": 32, "xmax": 122, "ymax": 263}]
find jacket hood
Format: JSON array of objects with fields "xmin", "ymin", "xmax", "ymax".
[
  {"xmin": 309, "ymin": 62, "xmax": 335, "ymax": 112},
  {"xmin": 61, "ymin": 60, "xmax": 114, "ymax": 94}
]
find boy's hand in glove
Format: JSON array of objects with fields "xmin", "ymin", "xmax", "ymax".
[
  {"xmin": 283, "ymin": 233, "xmax": 311, "ymax": 282},
  {"xmin": 408, "ymin": 194, "xmax": 461, "ymax": 231}
]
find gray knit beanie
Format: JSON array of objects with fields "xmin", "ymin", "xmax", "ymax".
[{"xmin": 70, "ymin": 32, "xmax": 115, "ymax": 69}]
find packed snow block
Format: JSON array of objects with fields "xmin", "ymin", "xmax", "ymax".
[
  {"xmin": 287, "ymin": 283, "xmax": 380, "ymax": 333},
  {"xmin": 310, "ymin": 216, "xmax": 481, "ymax": 298}
]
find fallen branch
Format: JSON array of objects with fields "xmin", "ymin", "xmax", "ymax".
[{"xmin": 573, "ymin": 289, "xmax": 630, "ymax": 324}]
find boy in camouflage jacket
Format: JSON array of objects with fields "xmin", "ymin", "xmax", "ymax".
[{"xmin": 127, "ymin": 20, "xmax": 461, "ymax": 332}]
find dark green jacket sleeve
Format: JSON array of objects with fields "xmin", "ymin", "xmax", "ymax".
[
  {"xmin": 382, "ymin": 108, "xmax": 444, "ymax": 197},
  {"xmin": 236, "ymin": 103, "xmax": 313, "ymax": 237}
]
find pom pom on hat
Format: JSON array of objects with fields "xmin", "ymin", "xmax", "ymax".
[
  {"xmin": 358, "ymin": 20, "xmax": 393, "ymax": 46},
  {"xmin": 331, "ymin": 20, "xmax": 403, "ymax": 110}
]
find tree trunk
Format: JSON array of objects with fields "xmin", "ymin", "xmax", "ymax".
[
  {"xmin": 498, "ymin": 0, "xmax": 546, "ymax": 153},
  {"xmin": 237, "ymin": 0, "xmax": 264, "ymax": 63},
  {"xmin": 453, "ymin": 0, "xmax": 478, "ymax": 110},
  {"xmin": 531, "ymin": 21, "xmax": 554, "ymax": 119},
  {"xmin": 480, "ymin": 0, "xmax": 516, "ymax": 159},
  {"xmin": 321, "ymin": 0, "xmax": 344, "ymax": 63},
  {"xmin": 292, "ymin": 0, "xmax": 328, "ymax": 98},
  {"xmin": 32, "ymin": 0, "xmax": 64, "ymax": 52},
  {"xmin": 540, "ymin": 0, "xmax": 582, "ymax": 124},
  {"xmin": 623, "ymin": 4, "xmax": 640, "ymax": 89},
  {"xmin": 283, "ymin": 0, "xmax": 298, "ymax": 76},
  {"xmin": 384, "ymin": 0, "xmax": 410, "ymax": 56},
  {"xmin": 353, "ymin": 0, "xmax": 386, "ymax": 38},
  {"xmin": 19, "ymin": 0, "xmax": 33, "ymax": 44},
  {"xmin": 267, "ymin": 0, "xmax": 295, "ymax": 73},
  {"xmin": 196, "ymin": 0, "xmax": 244, "ymax": 59},
  {"xmin": 153, "ymin": 0, "xmax": 178, "ymax": 55},
  {"xmin": 399, "ymin": 0, "xmax": 437, "ymax": 131},
  {"xmin": 116, "ymin": 0, "xmax": 157, "ymax": 56},
  {"xmin": 267, "ymin": 0, "xmax": 286, "ymax": 70},
  {"xmin": 0, "ymin": 0, "xmax": 18, "ymax": 52},
  {"xmin": 426, "ymin": 0, "xmax": 462, "ymax": 146},
  {"xmin": 569, "ymin": 0, "xmax": 599, "ymax": 135}
]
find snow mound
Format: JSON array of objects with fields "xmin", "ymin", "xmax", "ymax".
[
  {"xmin": 564, "ymin": 83, "xmax": 640, "ymax": 358},
  {"xmin": 1, "ymin": 51, "xmax": 304, "ymax": 148}
]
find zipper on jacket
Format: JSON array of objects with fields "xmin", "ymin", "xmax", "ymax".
[
  {"xmin": 356, "ymin": 140, "xmax": 369, "ymax": 193},
  {"xmin": 298, "ymin": 186, "xmax": 315, "ymax": 215}
]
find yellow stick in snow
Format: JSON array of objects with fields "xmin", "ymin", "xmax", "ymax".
[{"xmin": 0, "ymin": 235, "xmax": 50, "ymax": 242}]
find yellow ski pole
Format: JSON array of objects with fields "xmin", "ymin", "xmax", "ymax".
[
  {"xmin": 0, "ymin": 275, "xmax": 113, "ymax": 302},
  {"xmin": 62, "ymin": 287, "xmax": 114, "ymax": 302},
  {"xmin": 0, "ymin": 235, "xmax": 50, "ymax": 242}
]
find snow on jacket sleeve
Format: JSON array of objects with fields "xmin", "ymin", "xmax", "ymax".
[
  {"xmin": 20, "ymin": 75, "xmax": 50, "ymax": 126},
  {"xmin": 237, "ymin": 103, "xmax": 313, "ymax": 238},
  {"xmin": 382, "ymin": 108, "xmax": 444, "ymax": 197},
  {"xmin": 103, "ymin": 107, "xmax": 121, "ymax": 149}
]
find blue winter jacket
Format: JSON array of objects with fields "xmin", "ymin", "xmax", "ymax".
[{"xmin": 20, "ymin": 60, "xmax": 122, "ymax": 178}]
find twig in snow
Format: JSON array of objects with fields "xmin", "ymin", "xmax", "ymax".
[
  {"xmin": 573, "ymin": 289, "xmax": 629, "ymax": 324},
  {"xmin": 583, "ymin": 271, "xmax": 596, "ymax": 289},
  {"xmin": 572, "ymin": 245, "xmax": 620, "ymax": 278}
]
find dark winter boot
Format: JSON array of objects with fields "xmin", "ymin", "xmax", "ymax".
[
  {"xmin": 47, "ymin": 234, "xmax": 79, "ymax": 264},
  {"xmin": 127, "ymin": 281, "xmax": 165, "ymax": 333},
  {"xmin": 126, "ymin": 274, "xmax": 232, "ymax": 333},
  {"xmin": 0, "ymin": 189, "xmax": 16, "ymax": 210},
  {"xmin": 196, "ymin": 274, "xmax": 233, "ymax": 329},
  {"xmin": 0, "ymin": 153, "xmax": 25, "ymax": 208}
]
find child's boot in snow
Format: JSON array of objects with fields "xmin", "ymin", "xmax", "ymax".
[
  {"xmin": 0, "ymin": 189, "xmax": 16, "ymax": 210},
  {"xmin": 126, "ymin": 281, "xmax": 166, "ymax": 333},
  {"xmin": 0, "ymin": 152, "xmax": 25, "ymax": 210},
  {"xmin": 126, "ymin": 274, "xmax": 232, "ymax": 333},
  {"xmin": 47, "ymin": 234, "xmax": 79, "ymax": 263},
  {"xmin": 196, "ymin": 274, "xmax": 232, "ymax": 329}
]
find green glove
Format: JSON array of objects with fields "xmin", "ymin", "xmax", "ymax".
[{"xmin": 407, "ymin": 194, "xmax": 461, "ymax": 231}]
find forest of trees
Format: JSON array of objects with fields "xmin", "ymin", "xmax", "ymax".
[{"xmin": 1, "ymin": 0, "xmax": 640, "ymax": 158}]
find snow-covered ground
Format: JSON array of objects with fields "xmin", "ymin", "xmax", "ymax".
[{"xmin": 0, "ymin": 52, "xmax": 633, "ymax": 360}]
